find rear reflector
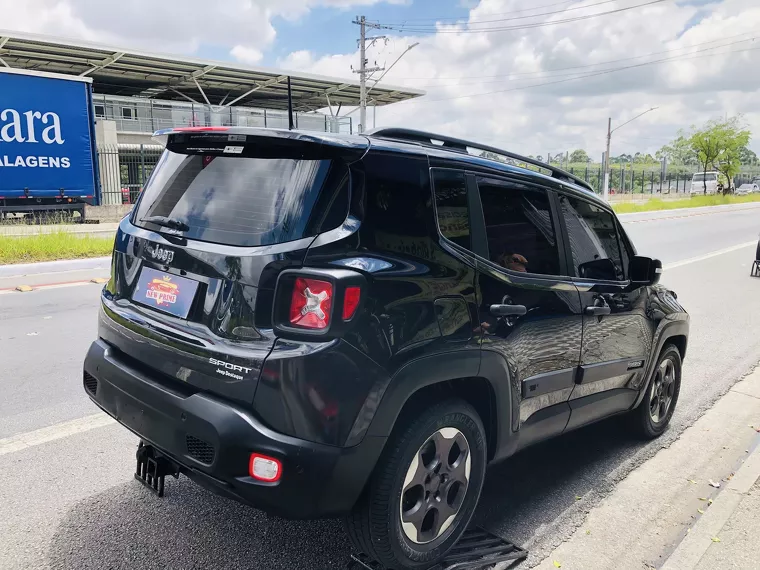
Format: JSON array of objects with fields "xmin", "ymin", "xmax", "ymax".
[
  {"xmin": 342, "ymin": 287, "xmax": 361, "ymax": 320},
  {"xmin": 289, "ymin": 277, "xmax": 333, "ymax": 329},
  {"xmin": 249, "ymin": 453, "xmax": 282, "ymax": 482}
]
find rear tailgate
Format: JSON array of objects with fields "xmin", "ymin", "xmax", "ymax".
[{"xmin": 100, "ymin": 129, "xmax": 365, "ymax": 406}]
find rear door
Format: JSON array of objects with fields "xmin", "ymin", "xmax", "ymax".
[
  {"xmin": 469, "ymin": 174, "xmax": 583, "ymax": 453},
  {"xmin": 102, "ymin": 130, "xmax": 359, "ymax": 406},
  {"xmin": 556, "ymin": 193, "xmax": 654, "ymax": 431}
]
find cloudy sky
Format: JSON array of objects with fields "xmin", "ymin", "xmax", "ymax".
[{"xmin": 3, "ymin": 0, "xmax": 759, "ymax": 158}]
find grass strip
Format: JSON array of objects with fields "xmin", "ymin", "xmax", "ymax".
[
  {"xmin": 612, "ymin": 193, "xmax": 760, "ymax": 213},
  {"xmin": 0, "ymin": 231, "xmax": 112, "ymax": 264}
]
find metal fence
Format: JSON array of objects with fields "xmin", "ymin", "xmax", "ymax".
[
  {"xmin": 98, "ymin": 143, "xmax": 760, "ymax": 205},
  {"xmin": 97, "ymin": 144, "xmax": 164, "ymax": 206},
  {"xmin": 558, "ymin": 166, "xmax": 760, "ymax": 195}
]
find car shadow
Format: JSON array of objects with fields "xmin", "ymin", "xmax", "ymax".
[
  {"xmin": 47, "ymin": 478, "xmax": 351, "ymax": 570},
  {"xmin": 474, "ymin": 415, "xmax": 642, "ymax": 546},
  {"xmin": 47, "ymin": 417, "xmax": 643, "ymax": 569}
]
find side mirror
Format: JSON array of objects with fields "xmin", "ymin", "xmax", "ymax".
[
  {"xmin": 629, "ymin": 256, "xmax": 662, "ymax": 286},
  {"xmin": 578, "ymin": 258, "xmax": 617, "ymax": 281}
]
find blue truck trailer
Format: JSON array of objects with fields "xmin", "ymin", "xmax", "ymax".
[{"xmin": 0, "ymin": 67, "xmax": 99, "ymax": 220}]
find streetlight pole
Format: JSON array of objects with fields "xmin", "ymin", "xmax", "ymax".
[{"xmin": 602, "ymin": 107, "xmax": 658, "ymax": 202}]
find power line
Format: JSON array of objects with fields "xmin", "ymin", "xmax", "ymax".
[
  {"xmin": 389, "ymin": 32, "xmax": 757, "ymax": 84},
  {"xmin": 381, "ymin": 0, "xmax": 620, "ymax": 26},
  {"xmin": 376, "ymin": 0, "xmax": 668, "ymax": 34},
  {"xmin": 379, "ymin": 0, "xmax": 579, "ymax": 22},
  {"xmin": 382, "ymin": 44, "xmax": 760, "ymax": 110},
  {"xmin": 401, "ymin": 35, "xmax": 760, "ymax": 89}
]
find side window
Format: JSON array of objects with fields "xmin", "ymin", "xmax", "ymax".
[
  {"xmin": 560, "ymin": 195, "xmax": 625, "ymax": 281},
  {"xmin": 432, "ymin": 169, "xmax": 470, "ymax": 250},
  {"xmin": 476, "ymin": 176, "xmax": 560, "ymax": 276}
]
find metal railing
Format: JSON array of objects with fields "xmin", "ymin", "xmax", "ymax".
[
  {"xmin": 97, "ymin": 144, "xmax": 164, "ymax": 206},
  {"xmin": 556, "ymin": 165, "xmax": 760, "ymax": 195},
  {"xmin": 92, "ymin": 94, "xmax": 352, "ymax": 135}
]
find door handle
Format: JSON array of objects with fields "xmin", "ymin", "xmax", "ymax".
[
  {"xmin": 585, "ymin": 305, "xmax": 611, "ymax": 316},
  {"xmin": 490, "ymin": 304, "xmax": 527, "ymax": 317}
]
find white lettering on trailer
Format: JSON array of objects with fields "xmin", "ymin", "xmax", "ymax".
[
  {"xmin": 0, "ymin": 108, "xmax": 65, "ymax": 144},
  {"xmin": 0, "ymin": 155, "xmax": 70, "ymax": 168}
]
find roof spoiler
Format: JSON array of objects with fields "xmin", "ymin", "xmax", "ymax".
[{"xmin": 366, "ymin": 127, "xmax": 595, "ymax": 193}]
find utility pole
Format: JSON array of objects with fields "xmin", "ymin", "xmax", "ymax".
[
  {"xmin": 358, "ymin": 16, "xmax": 367, "ymax": 134},
  {"xmin": 603, "ymin": 117, "xmax": 612, "ymax": 202},
  {"xmin": 602, "ymin": 107, "xmax": 658, "ymax": 202},
  {"xmin": 353, "ymin": 16, "xmax": 385, "ymax": 134}
]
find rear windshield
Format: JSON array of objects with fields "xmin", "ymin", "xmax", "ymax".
[
  {"xmin": 693, "ymin": 173, "xmax": 717, "ymax": 182},
  {"xmin": 133, "ymin": 148, "xmax": 348, "ymax": 247}
]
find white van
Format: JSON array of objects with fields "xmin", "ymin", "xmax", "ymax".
[{"xmin": 690, "ymin": 171, "xmax": 720, "ymax": 195}]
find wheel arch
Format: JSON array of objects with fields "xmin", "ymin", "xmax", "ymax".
[
  {"xmin": 633, "ymin": 319, "xmax": 689, "ymax": 410},
  {"xmin": 362, "ymin": 350, "xmax": 513, "ymax": 462}
]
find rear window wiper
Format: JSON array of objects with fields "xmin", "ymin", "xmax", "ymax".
[{"xmin": 139, "ymin": 215, "xmax": 190, "ymax": 232}]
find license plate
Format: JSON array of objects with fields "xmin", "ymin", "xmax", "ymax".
[{"xmin": 133, "ymin": 267, "xmax": 199, "ymax": 318}]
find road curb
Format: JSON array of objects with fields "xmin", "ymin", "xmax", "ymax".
[{"xmin": 660, "ymin": 435, "xmax": 760, "ymax": 570}]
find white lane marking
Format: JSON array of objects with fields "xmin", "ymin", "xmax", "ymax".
[
  {"xmin": 0, "ymin": 414, "xmax": 115, "ymax": 457},
  {"xmin": 664, "ymin": 241, "xmax": 756, "ymax": 270},
  {"xmin": 0, "ymin": 265, "xmax": 110, "ymax": 280}
]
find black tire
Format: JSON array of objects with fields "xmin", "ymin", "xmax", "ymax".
[
  {"xmin": 346, "ymin": 399, "xmax": 487, "ymax": 570},
  {"xmin": 629, "ymin": 344, "xmax": 682, "ymax": 439}
]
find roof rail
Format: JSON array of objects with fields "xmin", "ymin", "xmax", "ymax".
[{"xmin": 366, "ymin": 127, "xmax": 595, "ymax": 192}]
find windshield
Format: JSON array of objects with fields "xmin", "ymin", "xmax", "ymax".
[
  {"xmin": 133, "ymin": 149, "xmax": 346, "ymax": 247},
  {"xmin": 692, "ymin": 173, "xmax": 717, "ymax": 182}
]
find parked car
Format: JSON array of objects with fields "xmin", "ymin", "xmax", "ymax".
[
  {"xmin": 690, "ymin": 171, "xmax": 720, "ymax": 195},
  {"xmin": 736, "ymin": 183, "xmax": 759, "ymax": 195},
  {"xmin": 83, "ymin": 127, "xmax": 689, "ymax": 570}
]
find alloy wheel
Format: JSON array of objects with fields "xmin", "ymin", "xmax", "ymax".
[
  {"xmin": 649, "ymin": 358, "xmax": 676, "ymax": 423},
  {"xmin": 399, "ymin": 427, "xmax": 471, "ymax": 545}
]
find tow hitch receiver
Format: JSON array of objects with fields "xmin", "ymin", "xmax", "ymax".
[
  {"xmin": 347, "ymin": 527, "xmax": 528, "ymax": 570},
  {"xmin": 135, "ymin": 442, "xmax": 179, "ymax": 497}
]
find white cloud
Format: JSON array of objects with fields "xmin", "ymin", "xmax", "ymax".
[
  {"xmin": 0, "ymin": 0, "xmax": 399, "ymax": 56},
  {"xmin": 280, "ymin": 0, "xmax": 760, "ymax": 155},
  {"xmin": 2, "ymin": 0, "xmax": 758, "ymax": 156},
  {"xmin": 230, "ymin": 45, "xmax": 265, "ymax": 65}
]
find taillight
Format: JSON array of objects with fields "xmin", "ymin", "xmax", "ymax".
[
  {"xmin": 289, "ymin": 277, "xmax": 333, "ymax": 329},
  {"xmin": 342, "ymin": 286, "xmax": 361, "ymax": 321},
  {"xmin": 249, "ymin": 453, "xmax": 282, "ymax": 482},
  {"xmin": 273, "ymin": 268, "xmax": 366, "ymax": 338}
]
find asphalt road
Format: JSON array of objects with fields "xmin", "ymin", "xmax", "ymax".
[{"xmin": 2, "ymin": 203, "xmax": 760, "ymax": 569}]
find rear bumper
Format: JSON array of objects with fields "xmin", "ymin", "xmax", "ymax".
[{"xmin": 83, "ymin": 339, "xmax": 386, "ymax": 519}]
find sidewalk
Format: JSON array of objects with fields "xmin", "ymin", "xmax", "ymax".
[
  {"xmin": 661, "ymin": 409, "xmax": 760, "ymax": 570},
  {"xmin": 531, "ymin": 367, "xmax": 760, "ymax": 570}
]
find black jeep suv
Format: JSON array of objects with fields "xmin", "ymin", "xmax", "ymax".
[{"xmin": 83, "ymin": 127, "xmax": 688, "ymax": 569}]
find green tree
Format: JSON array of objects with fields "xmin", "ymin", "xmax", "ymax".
[
  {"xmin": 569, "ymin": 149, "xmax": 589, "ymax": 163},
  {"xmin": 716, "ymin": 120, "xmax": 751, "ymax": 193},
  {"xmin": 657, "ymin": 134, "xmax": 697, "ymax": 165},
  {"xmin": 689, "ymin": 117, "xmax": 751, "ymax": 194},
  {"xmin": 739, "ymin": 146, "xmax": 759, "ymax": 166}
]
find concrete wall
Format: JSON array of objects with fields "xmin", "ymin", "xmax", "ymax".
[
  {"xmin": 85, "ymin": 204, "xmax": 132, "ymax": 223},
  {"xmin": 116, "ymin": 131, "xmax": 159, "ymax": 146}
]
